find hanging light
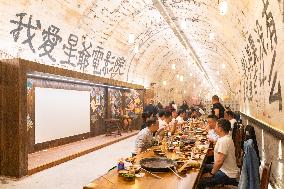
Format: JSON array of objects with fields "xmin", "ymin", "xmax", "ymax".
[
  {"xmin": 193, "ymin": 83, "xmax": 196, "ymax": 88},
  {"xmin": 221, "ymin": 63, "xmax": 226, "ymax": 69},
  {"xmin": 180, "ymin": 75, "xmax": 184, "ymax": 82},
  {"xmin": 190, "ymin": 72, "xmax": 193, "ymax": 77},
  {"xmin": 128, "ymin": 33, "xmax": 135, "ymax": 44},
  {"xmin": 177, "ymin": 74, "xmax": 180, "ymax": 79},
  {"xmin": 172, "ymin": 64, "xmax": 176, "ymax": 70},
  {"xmin": 163, "ymin": 81, "xmax": 167, "ymax": 85},
  {"xmin": 217, "ymin": 70, "xmax": 220, "ymax": 75},
  {"xmin": 184, "ymin": 90, "xmax": 186, "ymax": 94},
  {"xmin": 209, "ymin": 32, "xmax": 215, "ymax": 40},
  {"xmin": 219, "ymin": 1, "xmax": 228, "ymax": 16},
  {"xmin": 181, "ymin": 20, "xmax": 187, "ymax": 30},
  {"xmin": 134, "ymin": 45, "xmax": 139, "ymax": 54}
]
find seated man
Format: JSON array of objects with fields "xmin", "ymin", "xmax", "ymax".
[
  {"xmin": 176, "ymin": 109, "xmax": 186, "ymax": 125},
  {"xmin": 158, "ymin": 110, "xmax": 166, "ymax": 130},
  {"xmin": 132, "ymin": 117, "xmax": 159, "ymax": 156},
  {"xmin": 156, "ymin": 111, "xmax": 173, "ymax": 137},
  {"xmin": 198, "ymin": 119, "xmax": 239, "ymax": 188},
  {"xmin": 207, "ymin": 114, "xmax": 219, "ymax": 143},
  {"xmin": 224, "ymin": 110, "xmax": 237, "ymax": 135}
]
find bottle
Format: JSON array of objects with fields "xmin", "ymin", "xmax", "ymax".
[{"xmin": 117, "ymin": 158, "xmax": 125, "ymax": 171}]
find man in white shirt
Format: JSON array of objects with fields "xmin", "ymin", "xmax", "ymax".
[
  {"xmin": 206, "ymin": 114, "xmax": 219, "ymax": 143},
  {"xmin": 198, "ymin": 119, "xmax": 239, "ymax": 188},
  {"xmin": 133, "ymin": 117, "xmax": 159, "ymax": 156},
  {"xmin": 224, "ymin": 111, "xmax": 237, "ymax": 130},
  {"xmin": 157, "ymin": 111, "xmax": 172, "ymax": 137},
  {"xmin": 158, "ymin": 110, "xmax": 166, "ymax": 130},
  {"xmin": 176, "ymin": 109, "xmax": 186, "ymax": 124}
]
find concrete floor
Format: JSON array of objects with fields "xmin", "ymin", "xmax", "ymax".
[{"xmin": 0, "ymin": 136, "xmax": 136, "ymax": 189}]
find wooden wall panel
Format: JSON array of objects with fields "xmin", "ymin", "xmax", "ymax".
[
  {"xmin": 0, "ymin": 59, "xmax": 28, "ymax": 177},
  {"xmin": 0, "ymin": 58, "xmax": 144, "ymax": 177}
]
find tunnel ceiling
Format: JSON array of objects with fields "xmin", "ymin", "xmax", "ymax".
[
  {"xmin": 0, "ymin": 0, "xmax": 283, "ymax": 102},
  {"xmin": 60, "ymin": 0, "xmax": 245, "ymax": 97},
  {"xmin": 76, "ymin": 0, "xmax": 240, "ymax": 96}
]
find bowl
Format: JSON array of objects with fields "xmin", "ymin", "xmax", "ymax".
[{"xmin": 123, "ymin": 173, "xmax": 135, "ymax": 181}]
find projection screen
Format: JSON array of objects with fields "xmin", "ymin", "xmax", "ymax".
[{"xmin": 35, "ymin": 87, "xmax": 90, "ymax": 144}]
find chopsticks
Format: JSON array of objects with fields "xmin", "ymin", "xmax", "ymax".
[
  {"xmin": 141, "ymin": 168, "xmax": 163, "ymax": 179},
  {"xmin": 169, "ymin": 167, "xmax": 183, "ymax": 179}
]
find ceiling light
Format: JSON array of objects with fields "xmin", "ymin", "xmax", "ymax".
[
  {"xmin": 209, "ymin": 32, "xmax": 215, "ymax": 40},
  {"xmin": 180, "ymin": 75, "xmax": 184, "ymax": 82},
  {"xmin": 177, "ymin": 74, "xmax": 180, "ymax": 79},
  {"xmin": 220, "ymin": 81, "xmax": 223, "ymax": 84},
  {"xmin": 190, "ymin": 73, "xmax": 193, "ymax": 77},
  {"xmin": 217, "ymin": 71, "xmax": 220, "ymax": 75},
  {"xmin": 181, "ymin": 20, "xmax": 187, "ymax": 30},
  {"xmin": 172, "ymin": 64, "xmax": 176, "ymax": 70},
  {"xmin": 219, "ymin": 1, "xmax": 228, "ymax": 16},
  {"xmin": 221, "ymin": 63, "xmax": 225, "ymax": 69},
  {"xmin": 128, "ymin": 33, "xmax": 135, "ymax": 44},
  {"xmin": 134, "ymin": 45, "xmax": 139, "ymax": 54},
  {"xmin": 163, "ymin": 81, "xmax": 167, "ymax": 85},
  {"xmin": 193, "ymin": 83, "xmax": 196, "ymax": 88}
]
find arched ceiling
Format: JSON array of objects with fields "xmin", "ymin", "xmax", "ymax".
[
  {"xmin": 1, "ymin": 0, "xmax": 283, "ymax": 103},
  {"xmin": 65, "ymin": 0, "xmax": 247, "ymax": 97}
]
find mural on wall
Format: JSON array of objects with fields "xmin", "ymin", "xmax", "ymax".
[
  {"xmin": 27, "ymin": 78, "xmax": 34, "ymax": 132},
  {"xmin": 109, "ymin": 88, "xmax": 122, "ymax": 118},
  {"xmin": 124, "ymin": 90, "xmax": 143, "ymax": 118},
  {"xmin": 90, "ymin": 87, "xmax": 105, "ymax": 123},
  {"xmin": 8, "ymin": 12, "xmax": 127, "ymax": 79},
  {"xmin": 240, "ymin": 0, "xmax": 284, "ymax": 132}
]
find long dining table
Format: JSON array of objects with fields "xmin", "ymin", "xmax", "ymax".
[{"xmin": 83, "ymin": 126, "xmax": 209, "ymax": 189}]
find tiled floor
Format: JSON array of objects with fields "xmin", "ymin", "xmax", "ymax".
[
  {"xmin": 0, "ymin": 135, "xmax": 137, "ymax": 189},
  {"xmin": 28, "ymin": 131, "xmax": 139, "ymax": 174}
]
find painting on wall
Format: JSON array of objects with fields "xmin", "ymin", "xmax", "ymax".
[
  {"xmin": 109, "ymin": 88, "xmax": 122, "ymax": 118},
  {"xmin": 124, "ymin": 89, "xmax": 143, "ymax": 118},
  {"xmin": 90, "ymin": 87, "xmax": 106, "ymax": 123}
]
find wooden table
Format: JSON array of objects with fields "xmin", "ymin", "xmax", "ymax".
[{"xmin": 84, "ymin": 143, "xmax": 209, "ymax": 189}]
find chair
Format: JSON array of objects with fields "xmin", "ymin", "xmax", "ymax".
[
  {"xmin": 260, "ymin": 162, "xmax": 272, "ymax": 189},
  {"xmin": 104, "ymin": 118, "xmax": 122, "ymax": 137}
]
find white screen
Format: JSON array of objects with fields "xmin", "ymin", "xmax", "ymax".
[{"xmin": 35, "ymin": 87, "xmax": 90, "ymax": 144}]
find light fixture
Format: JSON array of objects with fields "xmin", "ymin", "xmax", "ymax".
[
  {"xmin": 177, "ymin": 74, "xmax": 180, "ymax": 79},
  {"xmin": 221, "ymin": 63, "xmax": 226, "ymax": 69},
  {"xmin": 184, "ymin": 90, "xmax": 186, "ymax": 94},
  {"xmin": 217, "ymin": 71, "xmax": 220, "ymax": 75},
  {"xmin": 193, "ymin": 83, "xmax": 196, "ymax": 88},
  {"xmin": 220, "ymin": 80, "xmax": 223, "ymax": 84},
  {"xmin": 219, "ymin": 1, "xmax": 228, "ymax": 16},
  {"xmin": 172, "ymin": 64, "xmax": 176, "ymax": 70},
  {"xmin": 163, "ymin": 81, "xmax": 167, "ymax": 85},
  {"xmin": 180, "ymin": 75, "xmax": 184, "ymax": 82},
  {"xmin": 181, "ymin": 20, "xmax": 187, "ymax": 30},
  {"xmin": 134, "ymin": 45, "xmax": 139, "ymax": 54},
  {"xmin": 209, "ymin": 32, "xmax": 215, "ymax": 40},
  {"xmin": 190, "ymin": 72, "xmax": 193, "ymax": 77},
  {"xmin": 128, "ymin": 33, "xmax": 135, "ymax": 44}
]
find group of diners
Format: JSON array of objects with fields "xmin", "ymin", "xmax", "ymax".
[{"xmin": 132, "ymin": 95, "xmax": 261, "ymax": 189}]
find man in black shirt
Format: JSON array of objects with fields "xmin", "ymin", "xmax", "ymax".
[
  {"xmin": 144, "ymin": 99, "xmax": 158, "ymax": 117},
  {"xmin": 211, "ymin": 95, "xmax": 225, "ymax": 118}
]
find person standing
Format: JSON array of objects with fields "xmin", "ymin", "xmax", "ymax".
[
  {"xmin": 144, "ymin": 99, "xmax": 158, "ymax": 117},
  {"xmin": 211, "ymin": 95, "xmax": 225, "ymax": 118}
]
